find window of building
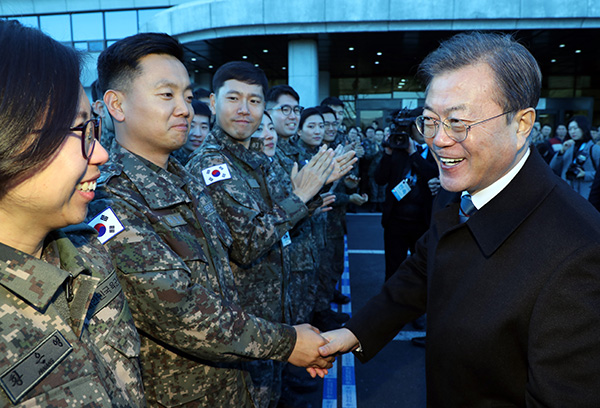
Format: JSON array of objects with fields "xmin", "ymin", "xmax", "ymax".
[
  {"xmin": 105, "ymin": 10, "xmax": 137, "ymax": 40},
  {"xmin": 72, "ymin": 12, "xmax": 103, "ymax": 41},
  {"xmin": 40, "ymin": 14, "xmax": 71, "ymax": 42}
]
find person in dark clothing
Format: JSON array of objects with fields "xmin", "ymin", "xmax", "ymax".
[{"xmin": 375, "ymin": 109, "xmax": 439, "ymax": 281}]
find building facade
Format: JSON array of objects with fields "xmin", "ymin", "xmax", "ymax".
[{"xmin": 2, "ymin": 0, "xmax": 600, "ymax": 128}]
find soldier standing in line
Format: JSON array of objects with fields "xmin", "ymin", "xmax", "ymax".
[
  {"xmin": 186, "ymin": 61, "xmax": 354, "ymax": 407},
  {"xmin": 0, "ymin": 20, "xmax": 144, "ymax": 407},
  {"xmin": 88, "ymin": 34, "xmax": 334, "ymax": 408}
]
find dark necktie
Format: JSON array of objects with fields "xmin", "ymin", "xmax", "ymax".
[{"xmin": 459, "ymin": 193, "xmax": 477, "ymax": 223}]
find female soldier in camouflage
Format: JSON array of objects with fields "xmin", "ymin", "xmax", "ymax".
[{"xmin": 0, "ymin": 20, "xmax": 144, "ymax": 407}]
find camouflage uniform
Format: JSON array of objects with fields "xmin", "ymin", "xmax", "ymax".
[
  {"xmin": 171, "ymin": 145, "xmax": 194, "ymax": 166},
  {"xmin": 187, "ymin": 128, "xmax": 309, "ymax": 408},
  {"xmin": 88, "ymin": 144, "xmax": 297, "ymax": 408},
  {"xmin": 0, "ymin": 225, "xmax": 144, "ymax": 407}
]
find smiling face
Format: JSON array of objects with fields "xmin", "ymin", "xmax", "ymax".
[
  {"xmin": 5, "ymin": 86, "xmax": 109, "ymax": 234},
  {"xmin": 252, "ymin": 113, "xmax": 278, "ymax": 157},
  {"xmin": 110, "ymin": 53, "xmax": 193, "ymax": 167},
  {"xmin": 270, "ymin": 93, "xmax": 301, "ymax": 139},
  {"xmin": 322, "ymin": 112, "xmax": 338, "ymax": 142},
  {"xmin": 211, "ymin": 79, "xmax": 264, "ymax": 148},
  {"xmin": 298, "ymin": 114, "xmax": 324, "ymax": 147},
  {"xmin": 424, "ymin": 63, "xmax": 530, "ymax": 195},
  {"xmin": 185, "ymin": 114, "xmax": 210, "ymax": 150}
]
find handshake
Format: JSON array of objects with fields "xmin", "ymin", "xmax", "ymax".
[{"xmin": 288, "ymin": 324, "xmax": 361, "ymax": 378}]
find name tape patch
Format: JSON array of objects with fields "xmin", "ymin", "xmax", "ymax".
[
  {"xmin": 0, "ymin": 331, "xmax": 72, "ymax": 403},
  {"xmin": 86, "ymin": 270, "xmax": 122, "ymax": 320}
]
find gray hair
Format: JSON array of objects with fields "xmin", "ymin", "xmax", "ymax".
[{"xmin": 419, "ymin": 32, "xmax": 541, "ymax": 122}]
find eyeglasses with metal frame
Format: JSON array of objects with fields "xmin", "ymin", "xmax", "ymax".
[{"xmin": 415, "ymin": 111, "xmax": 513, "ymax": 143}]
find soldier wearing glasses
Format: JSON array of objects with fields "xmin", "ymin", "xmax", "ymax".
[
  {"xmin": 0, "ymin": 20, "xmax": 144, "ymax": 407},
  {"xmin": 320, "ymin": 31, "xmax": 600, "ymax": 407}
]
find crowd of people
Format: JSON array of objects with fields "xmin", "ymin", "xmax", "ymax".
[{"xmin": 2, "ymin": 19, "xmax": 600, "ymax": 408}]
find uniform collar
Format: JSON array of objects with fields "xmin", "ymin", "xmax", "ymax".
[
  {"xmin": 0, "ymin": 230, "xmax": 89, "ymax": 310},
  {"xmin": 210, "ymin": 126, "xmax": 269, "ymax": 170},
  {"xmin": 112, "ymin": 144, "xmax": 191, "ymax": 209}
]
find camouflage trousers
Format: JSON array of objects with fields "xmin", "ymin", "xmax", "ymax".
[
  {"xmin": 287, "ymin": 267, "xmax": 318, "ymax": 324},
  {"xmin": 243, "ymin": 360, "xmax": 284, "ymax": 408},
  {"xmin": 314, "ymin": 235, "xmax": 345, "ymax": 311}
]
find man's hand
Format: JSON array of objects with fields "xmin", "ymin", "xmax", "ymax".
[
  {"xmin": 315, "ymin": 192, "xmax": 336, "ymax": 214},
  {"xmin": 289, "ymin": 324, "xmax": 335, "ymax": 378},
  {"xmin": 325, "ymin": 149, "xmax": 357, "ymax": 185},
  {"xmin": 353, "ymin": 142, "xmax": 365, "ymax": 158},
  {"xmin": 291, "ymin": 146, "xmax": 335, "ymax": 203},
  {"xmin": 344, "ymin": 174, "xmax": 360, "ymax": 190},
  {"xmin": 349, "ymin": 193, "xmax": 368, "ymax": 206},
  {"xmin": 561, "ymin": 139, "xmax": 575, "ymax": 154},
  {"xmin": 319, "ymin": 328, "xmax": 360, "ymax": 357},
  {"xmin": 428, "ymin": 177, "xmax": 441, "ymax": 195}
]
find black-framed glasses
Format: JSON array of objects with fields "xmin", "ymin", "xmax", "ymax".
[
  {"xmin": 70, "ymin": 117, "xmax": 101, "ymax": 160},
  {"xmin": 269, "ymin": 104, "xmax": 304, "ymax": 117},
  {"xmin": 323, "ymin": 121, "xmax": 339, "ymax": 129},
  {"xmin": 415, "ymin": 111, "xmax": 513, "ymax": 143}
]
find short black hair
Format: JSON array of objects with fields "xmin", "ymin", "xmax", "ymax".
[
  {"xmin": 0, "ymin": 20, "xmax": 82, "ymax": 199},
  {"xmin": 320, "ymin": 96, "xmax": 344, "ymax": 108},
  {"xmin": 266, "ymin": 85, "xmax": 300, "ymax": 107},
  {"xmin": 212, "ymin": 61, "xmax": 268, "ymax": 98},
  {"xmin": 191, "ymin": 100, "xmax": 211, "ymax": 118},
  {"xmin": 298, "ymin": 107, "xmax": 324, "ymax": 130},
  {"xmin": 91, "ymin": 79, "xmax": 102, "ymax": 102},
  {"xmin": 419, "ymin": 32, "xmax": 541, "ymax": 123},
  {"xmin": 316, "ymin": 105, "xmax": 336, "ymax": 116},
  {"xmin": 193, "ymin": 87, "xmax": 211, "ymax": 99},
  {"xmin": 97, "ymin": 32, "xmax": 185, "ymax": 94}
]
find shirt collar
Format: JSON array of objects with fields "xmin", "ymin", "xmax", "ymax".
[{"xmin": 470, "ymin": 147, "xmax": 531, "ymax": 210}]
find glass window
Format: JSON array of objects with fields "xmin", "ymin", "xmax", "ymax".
[
  {"xmin": 72, "ymin": 12, "xmax": 103, "ymax": 41},
  {"xmin": 11, "ymin": 16, "xmax": 39, "ymax": 28},
  {"xmin": 105, "ymin": 10, "xmax": 137, "ymax": 39},
  {"xmin": 74, "ymin": 42, "xmax": 88, "ymax": 51},
  {"xmin": 88, "ymin": 41, "xmax": 104, "ymax": 52},
  {"xmin": 138, "ymin": 8, "xmax": 165, "ymax": 31},
  {"xmin": 40, "ymin": 14, "xmax": 71, "ymax": 42}
]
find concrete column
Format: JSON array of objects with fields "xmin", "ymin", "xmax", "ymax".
[{"xmin": 288, "ymin": 39, "xmax": 318, "ymax": 107}]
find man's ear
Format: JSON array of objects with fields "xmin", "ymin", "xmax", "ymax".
[
  {"xmin": 104, "ymin": 90, "xmax": 125, "ymax": 123},
  {"xmin": 209, "ymin": 93, "xmax": 217, "ymax": 115},
  {"xmin": 516, "ymin": 107, "xmax": 536, "ymax": 148},
  {"xmin": 92, "ymin": 100, "xmax": 105, "ymax": 117}
]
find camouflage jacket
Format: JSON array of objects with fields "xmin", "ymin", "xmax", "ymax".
[
  {"xmin": 187, "ymin": 128, "xmax": 309, "ymax": 322},
  {"xmin": 0, "ymin": 226, "xmax": 144, "ymax": 407},
  {"xmin": 88, "ymin": 144, "xmax": 296, "ymax": 407},
  {"xmin": 295, "ymin": 140, "xmax": 328, "ymax": 253},
  {"xmin": 274, "ymin": 136, "xmax": 301, "ymax": 175}
]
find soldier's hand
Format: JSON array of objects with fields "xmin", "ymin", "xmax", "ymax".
[
  {"xmin": 326, "ymin": 150, "xmax": 357, "ymax": 185},
  {"xmin": 289, "ymin": 324, "xmax": 335, "ymax": 378},
  {"xmin": 314, "ymin": 192, "xmax": 335, "ymax": 214},
  {"xmin": 291, "ymin": 146, "xmax": 335, "ymax": 203},
  {"xmin": 344, "ymin": 174, "xmax": 360, "ymax": 190}
]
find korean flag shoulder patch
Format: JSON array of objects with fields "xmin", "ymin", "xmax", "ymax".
[
  {"xmin": 88, "ymin": 207, "xmax": 124, "ymax": 244},
  {"xmin": 202, "ymin": 163, "xmax": 232, "ymax": 186}
]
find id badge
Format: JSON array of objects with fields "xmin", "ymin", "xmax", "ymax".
[
  {"xmin": 392, "ymin": 179, "xmax": 411, "ymax": 201},
  {"xmin": 281, "ymin": 231, "xmax": 292, "ymax": 247}
]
